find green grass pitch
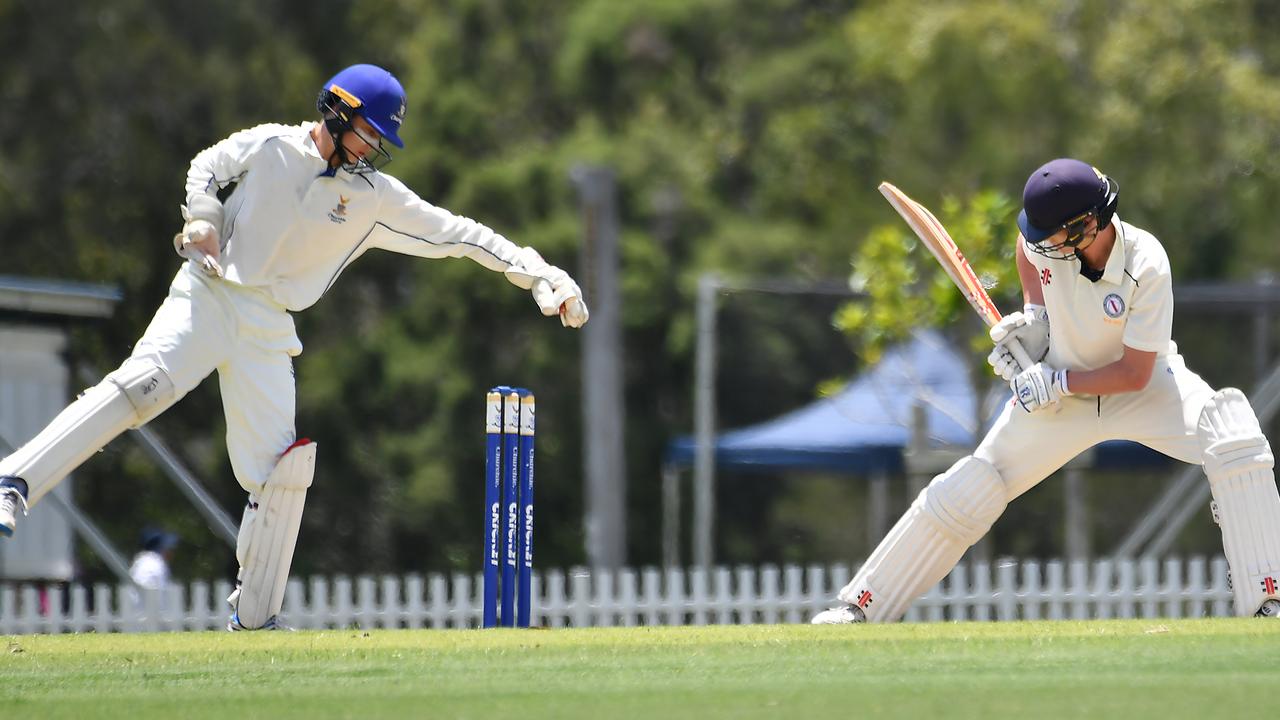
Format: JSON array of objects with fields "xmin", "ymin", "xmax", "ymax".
[{"xmin": 2, "ymin": 619, "xmax": 1276, "ymax": 719}]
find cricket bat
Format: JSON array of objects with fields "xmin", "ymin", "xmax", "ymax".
[{"xmin": 878, "ymin": 181, "xmax": 1033, "ymax": 369}]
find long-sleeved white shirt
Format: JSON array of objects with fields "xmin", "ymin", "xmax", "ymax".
[{"xmin": 185, "ymin": 122, "xmax": 526, "ymax": 311}]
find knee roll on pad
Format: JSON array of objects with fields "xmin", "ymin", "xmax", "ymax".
[
  {"xmin": 837, "ymin": 456, "xmax": 1007, "ymax": 622},
  {"xmin": 1198, "ymin": 389, "xmax": 1280, "ymax": 616},
  {"xmin": 232, "ymin": 440, "xmax": 316, "ymax": 629},
  {"xmin": 105, "ymin": 360, "xmax": 176, "ymax": 426},
  {"xmin": 921, "ymin": 456, "xmax": 1009, "ymax": 544},
  {"xmin": 0, "ymin": 360, "xmax": 175, "ymax": 504}
]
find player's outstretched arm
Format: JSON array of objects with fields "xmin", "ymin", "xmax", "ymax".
[{"xmin": 370, "ymin": 177, "xmax": 589, "ymax": 328}]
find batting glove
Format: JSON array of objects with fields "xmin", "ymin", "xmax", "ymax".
[
  {"xmin": 1011, "ymin": 362, "xmax": 1071, "ymax": 414},
  {"xmin": 173, "ymin": 195, "xmax": 225, "ymax": 278},
  {"xmin": 987, "ymin": 304, "xmax": 1049, "ymax": 381}
]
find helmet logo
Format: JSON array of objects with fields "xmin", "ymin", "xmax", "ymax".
[
  {"xmin": 392, "ymin": 99, "xmax": 406, "ymax": 125},
  {"xmin": 329, "ymin": 84, "xmax": 363, "ymax": 109}
]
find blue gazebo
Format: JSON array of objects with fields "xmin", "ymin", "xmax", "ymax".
[{"xmin": 663, "ymin": 330, "xmax": 1169, "ymax": 565}]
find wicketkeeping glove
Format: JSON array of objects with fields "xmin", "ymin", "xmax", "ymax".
[
  {"xmin": 504, "ymin": 247, "xmax": 590, "ymax": 328},
  {"xmin": 1010, "ymin": 362, "xmax": 1071, "ymax": 414},
  {"xmin": 987, "ymin": 304, "xmax": 1049, "ymax": 382}
]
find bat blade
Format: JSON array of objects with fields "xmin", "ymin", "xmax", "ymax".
[{"xmin": 878, "ymin": 181, "xmax": 1033, "ymax": 369}]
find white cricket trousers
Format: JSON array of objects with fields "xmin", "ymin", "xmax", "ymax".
[
  {"xmin": 130, "ymin": 265, "xmax": 303, "ymax": 492},
  {"xmin": 976, "ymin": 354, "xmax": 1215, "ymax": 500}
]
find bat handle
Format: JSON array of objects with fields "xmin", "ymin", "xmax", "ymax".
[{"xmin": 1008, "ymin": 338, "xmax": 1036, "ymax": 370}]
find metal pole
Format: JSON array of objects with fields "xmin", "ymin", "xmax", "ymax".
[
  {"xmin": 867, "ymin": 471, "xmax": 889, "ymax": 549},
  {"xmin": 661, "ymin": 463, "xmax": 680, "ymax": 569},
  {"xmin": 130, "ymin": 426, "xmax": 237, "ymax": 547},
  {"xmin": 570, "ymin": 165, "xmax": 627, "ymax": 569},
  {"xmin": 1114, "ymin": 358, "xmax": 1280, "ymax": 557},
  {"xmin": 1064, "ymin": 465, "xmax": 1089, "ymax": 560},
  {"xmin": 693, "ymin": 273, "xmax": 719, "ymax": 569},
  {"xmin": 41, "ymin": 492, "xmax": 136, "ymax": 585},
  {"xmin": 76, "ymin": 367, "xmax": 237, "ymax": 548}
]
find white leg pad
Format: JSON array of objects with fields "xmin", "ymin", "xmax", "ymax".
[
  {"xmin": 231, "ymin": 440, "xmax": 315, "ymax": 629},
  {"xmin": 837, "ymin": 456, "xmax": 1007, "ymax": 622},
  {"xmin": 0, "ymin": 360, "xmax": 175, "ymax": 504},
  {"xmin": 1199, "ymin": 389, "xmax": 1280, "ymax": 616}
]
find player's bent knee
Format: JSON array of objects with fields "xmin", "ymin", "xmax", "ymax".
[
  {"xmin": 920, "ymin": 456, "xmax": 1008, "ymax": 545},
  {"xmin": 105, "ymin": 360, "xmax": 176, "ymax": 427},
  {"xmin": 1197, "ymin": 388, "xmax": 1280, "ymax": 616},
  {"xmin": 1198, "ymin": 388, "xmax": 1274, "ymax": 479}
]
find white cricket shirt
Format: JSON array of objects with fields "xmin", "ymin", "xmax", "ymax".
[
  {"xmin": 185, "ymin": 123, "xmax": 525, "ymax": 311},
  {"xmin": 129, "ymin": 551, "xmax": 171, "ymax": 591},
  {"xmin": 1024, "ymin": 216, "xmax": 1177, "ymax": 372}
]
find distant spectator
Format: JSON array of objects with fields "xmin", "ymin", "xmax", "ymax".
[{"xmin": 129, "ymin": 527, "xmax": 178, "ymax": 590}]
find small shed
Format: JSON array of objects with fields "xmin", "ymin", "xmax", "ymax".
[{"xmin": 0, "ymin": 276, "xmax": 121, "ymax": 581}]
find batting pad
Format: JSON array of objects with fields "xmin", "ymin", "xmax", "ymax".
[
  {"xmin": 1199, "ymin": 389, "xmax": 1280, "ymax": 616},
  {"xmin": 838, "ymin": 456, "xmax": 1007, "ymax": 622},
  {"xmin": 0, "ymin": 360, "xmax": 175, "ymax": 505},
  {"xmin": 233, "ymin": 440, "xmax": 315, "ymax": 628}
]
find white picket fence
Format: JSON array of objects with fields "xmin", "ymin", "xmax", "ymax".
[{"xmin": 0, "ymin": 555, "xmax": 1238, "ymax": 635}]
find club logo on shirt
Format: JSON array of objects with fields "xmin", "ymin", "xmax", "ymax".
[
  {"xmin": 328, "ymin": 195, "xmax": 350, "ymax": 224},
  {"xmin": 1102, "ymin": 293, "xmax": 1126, "ymax": 318},
  {"xmin": 1040, "ymin": 268, "xmax": 1052, "ymax": 286}
]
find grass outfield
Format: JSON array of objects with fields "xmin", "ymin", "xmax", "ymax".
[{"xmin": 2, "ymin": 619, "xmax": 1277, "ymax": 719}]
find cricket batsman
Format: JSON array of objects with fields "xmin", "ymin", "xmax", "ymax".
[
  {"xmin": 814, "ymin": 158, "xmax": 1280, "ymax": 622},
  {"xmin": 0, "ymin": 64, "xmax": 587, "ymax": 630}
]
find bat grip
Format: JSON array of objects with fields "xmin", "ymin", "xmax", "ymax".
[{"xmin": 1008, "ymin": 338, "xmax": 1035, "ymax": 370}]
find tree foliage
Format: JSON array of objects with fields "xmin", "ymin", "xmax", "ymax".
[{"xmin": 2, "ymin": 0, "xmax": 1278, "ymax": 577}]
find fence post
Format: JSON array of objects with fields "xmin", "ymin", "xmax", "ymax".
[
  {"xmin": 1092, "ymin": 559, "xmax": 1114, "ymax": 620},
  {"xmin": 1044, "ymin": 561, "xmax": 1064, "ymax": 621},
  {"xmin": 1020, "ymin": 561, "xmax": 1042, "ymax": 621},
  {"xmin": 1210, "ymin": 557, "xmax": 1231, "ymax": 617},
  {"xmin": 735, "ymin": 566, "xmax": 756, "ymax": 625},
  {"xmin": 404, "ymin": 574, "xmax": 425, "ymax": 629},
  {"xmin": 1186, "ymin": 557, "xmax": 1207, "ymax": 618},
  {"xmin": 618, "ymin": 569, "xmax": 638, "ymax": 627},
  {"xmin": 995, "ymin": 563, "xmax": 1017, "ymax": 620}
]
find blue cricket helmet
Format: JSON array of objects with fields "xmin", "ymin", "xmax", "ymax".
[{"xmin": 317, "ymin": 64, "xmax": 407, "ymax": 148}]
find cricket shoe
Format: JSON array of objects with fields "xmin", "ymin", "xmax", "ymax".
[
  {"xmin": 1257, "ymin": 599, "xmax": 1280, "ymax": 618},
  {"xmin": 0, "ymin": 478, "xmax": 30, "ymax": 538},
  {"xmin": 226, "ymin": 613, "xmax": 293, "ymax": 631},
  {"xmin": 810, "ymin": 604, "xmax": 866, "ymax": 624}
]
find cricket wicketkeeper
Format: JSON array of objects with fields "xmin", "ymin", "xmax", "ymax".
[
  {"xmin": 815, "ymin": 158, "xmax": 1280, "ymax": 623},
  {"xmin": 0, "ymin": 64, "xmax": 587, "ymax": 630}
]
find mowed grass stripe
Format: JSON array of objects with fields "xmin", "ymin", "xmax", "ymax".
[{"xmin": 1, "ymin": 620, "xmax": 1276, "ymax": 719}]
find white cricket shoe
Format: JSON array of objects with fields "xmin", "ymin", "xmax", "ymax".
[
  {"xmin": 226, "ymin": 613, "xmax": 293, "ymax": 631},
  {"xmin": 810, "ymin": 604, "xmax": 866, "ymax": 624},
  {"xmin": 0, "ymin": 479, "xmax": 30, "ymax": 538},
  {"xmin": 1257, "ymin": 599, "xmax": 1280, "ymax": 618}
]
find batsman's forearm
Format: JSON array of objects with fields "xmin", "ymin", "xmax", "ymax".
[{"xmin": 1064, "ymin": 354, "xmax": 1156, "ymax": 396}]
